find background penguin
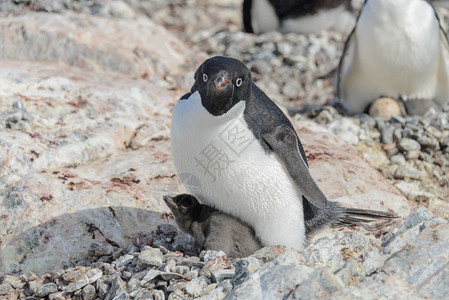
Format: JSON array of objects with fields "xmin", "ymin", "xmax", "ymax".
[
  {"xmin": 243, "ymin": 0, "xmax": 355, "ymax": 34},
  {"xmin": 163, "ymin": 194, "xmax": 263, "ymax": 257},
  {"xmin": 170, "ymin": 56, "xmax": 397, "ymax": 251},
  {"xmin": 338, "ymin": 0, "xmax": 449, "ymax": 116}
]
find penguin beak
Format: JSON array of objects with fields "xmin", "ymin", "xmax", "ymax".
[
  {"xmin": 213, "ymin": 73, "xmax": 229, "ymax": 91},
  {"xmin": 163, "ymin": 195, "xmax": 178, "ymax": 209}
]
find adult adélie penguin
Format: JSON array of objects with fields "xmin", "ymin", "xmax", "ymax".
[
  {"xmin": 243, "ymin": 0, "xmax": 355, "ymax": 34},
  {"xmin": 171, "ymin": 56, "xmax": 396, "ymax": 250},
  {"xmin": 338, "ymin": 0, "xmax": 449, "ymax": 115}
]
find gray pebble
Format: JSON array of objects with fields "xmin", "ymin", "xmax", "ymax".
[
  {"xmin": 35, "ymin": 283, "xmax": 58, "ymax": 297},
  {"xmin": 184, "ymin": 277, "xmax": 211, "ymax": 298},
  {"xmin": 172, "ymin": 266, "xmax": 190, "ymax": 275},
  {"xmin": 82, "ymin": 284, "xmax": 96, "ymax": 300},
  {"xmin": 183, "ymin": 269, "xmax": 199, "ymax": 281},
  {"xmin": 211, "ymin": 269, "xmax": 236, "ymax": 284},
  {"xmin": 116, "ymin": 254, "xmax": 134, "ymax": 268},
  {"xmin": 399, "ymin": 138, "xmax": 421, "ymax": 152},
  {"xmin": 138, "ymin": 248, "xmax": 163, "ymax": 267}
]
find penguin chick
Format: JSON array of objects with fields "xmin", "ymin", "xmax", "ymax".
[
  {"xmin": 163, "ymin": 194, "xmax": 263, "ymax": 257},
  {"xmin": 338, "ymin": 0, "xmax": 449, "ymax": 115},
  {"xmin": 243, "ymin": 0, "xmax": 355, "ymax": 34}
]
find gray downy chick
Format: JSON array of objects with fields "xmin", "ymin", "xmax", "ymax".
[{"xmin": 163, "ymin": 194, "xmax": 262, "ymax": 257}]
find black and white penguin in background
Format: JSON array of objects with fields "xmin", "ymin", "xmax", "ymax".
[
  {"xmin": 338, "ymin": 0, "xmax": 449, "ymax": 115},
  {"xmin": 242, "ymin": 0, "xmax": 355, "ymax": 34},
  {"xmin": 171, "ymin": 56, "xmax": 396, "ymax": 250}
]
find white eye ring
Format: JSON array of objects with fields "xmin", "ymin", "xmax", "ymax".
[
  {"xmin": 236, "ymin": 78, "xmax": 243, "ymax": 87},
  {"xmin": 203, "ymin": 74, "xmax": 208, "ymax": 82}
]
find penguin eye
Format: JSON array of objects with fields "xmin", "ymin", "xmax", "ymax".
[
  {"xmin": 236, "ymin": 78, "xmax": 243, "ymax": 87},
  {"xmin": 180, "ymin": 196, "xmax": 194, "ymax": 208},
  {"xmin": 203, "ymin": 74, "xmax": 208, "ymax": 82}
]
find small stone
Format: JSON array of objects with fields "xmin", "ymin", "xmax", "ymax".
[
  {"xmin": 105, "ymin": 274, "xmax": 127, "ymax": 300},
  {"xmin": 390, "ymin": 154, "xmax": 406, "ymax": 165},
  {"xmin": 211, "ymin": 269, "xmax": 236, "ymax": 283},
  {"xmin": 127, "ymin": 277, "xmax": 142, "ymax": 294},
  {"xmin": 162, "ymin": 259, "xmax": 176, "ymax": 272},
  {"xmin": 417, "ymin": 133, "xmax": 440, "ymax": 149},
  {"xmin": 49, "ymin": 292, "xmax": 66, "ymax": 300},
  {"xmin": 172, "ymin": 233, "xmax": 195, "ymax": 253},
  {"xmin": 369, "ymin": 97, "xmax": 402, "ymax": 119},
  {"xmin": 200, "ymin": 250, "xmax": 227, "ymax": 262},
  {"xmin": 183, "ymin": 269, "xmax": 199, "ymax": 281},
  {"xmin": 141, "ymin": 270, "xmax": 160, "ymax": 285},
  {"xmin": 149, "ymin": 289, "xmax": 165, "ymax": 300},
  {"xmin": 66, "ymin": 277, "xmax": 88, "ymax": 293},
  {"xmin": 184, "ymin": 277, "xmax": 211, "ymax": 298},
  {"xmin": 20, "ymin": 271, "xmax": 39, "ymax": 282},
  {"xmin": 156, "ymin": 280, "xmax": 168, "ymax": 289},
  {"xmin": 158, "ymin": 224, "xmax": 178, "ymax": 237},
  {"xmin": 35, "ymin": 282, "xmax": 58, "ymax": 297},
  {"xmin": 134, "ymin": 289, "xmax": 151, "ymax": 300},
  {"xmin": 399, "ymin": 138, "xmax": 421, "ymax": 152},
  {"xmin": 167, "ymin": 281, "xmax": 189, "ymax": 293},
  {"xmin": 123, "ymin": 243, "xmax": 139, "ymax": 254},
  {"xmin": 1, "ymin": 275, "xmax": 24, "ymax": 289},
  {"xmin": 91, "ymin": 242, "xmax": 115, "ymax": 257},
  {"xmin": 200, "ymin": 256, "xmax": 230, "ymax": 277},
  {"xmin": 28, "ymin": 280, "xmax": 41, "ymax": 294},
  {"xmin": 116, "ymin": 254, "xmax": 134, "ymax": 268},
  {"xmin": 178, "ymin": 257, "xmax": 205, "ymax": 269},
  {"xmin": 0, "ymin": 283, "xmax": 14, "ymax": 295},
  {"xmin": 121, "ymin": 271, "xmax": 132, "ymax": 281},
  {"xmin": 138, "ymin": 248, "xmax": 164, "ymax": 267},
  {"xmin": 172, "ymin": 266, "xmax": 190, "ymax": 275},
  {"xmin": 405, "ymin": 150, "xmax": 420, "ymax": 160},
  {"xmin": 82, "ymin": 284, "xmax": 96, "ymax": 300},
  {"xmin": 196, "ymin": 279, "xmax": 233, "ymax": 300},
  {"xmin": 86, "ymin": 268, "xmax": 103, "ymax": 284},
  {"xmin": 232, "ymin": 256, "xmax": 263, "ymax": 286},
  {"xmin": 167, "ymin": 289, "xmax": 187, "ymax": 300},
  {"xmin": 381, "ymin": 124, "xmax": 395, "ymax": 144},
  {"xmin": 393, "ymin": 165, "xmax": 422, "ymax": 180},
  {"xmin": 96, "ymin": 277, "xmax": 111, "ymax": 299},
  {"xmin": 250, "ymin": 245, "xmax": 286, "ymax": 263}
]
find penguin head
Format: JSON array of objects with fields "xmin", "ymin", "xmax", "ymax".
[
  {"xmin": 163, "ymin": 194, "xmax": 200, "ymax": 232},
  {"xmin": 191, "ymin": 56, "xmax": 252, "ymax": 116}
]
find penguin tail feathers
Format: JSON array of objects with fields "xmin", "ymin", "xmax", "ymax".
[
  {"xmin": 335, "ymin": 206, "xmax": 399, "ymax": 231},
  {"xmin": 304, "ymin": 201, "xmax": 400, "ymax": 236}
]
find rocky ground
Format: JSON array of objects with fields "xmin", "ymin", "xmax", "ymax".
[
  {"xmin": 1, "ymin": 0, "xmax": 449, "ymax": 299},
  {"xmin": 1, "ymin": 208, "xmax": 448, "ymax": 300}
]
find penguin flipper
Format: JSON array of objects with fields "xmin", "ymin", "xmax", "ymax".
[{"xmin": 262, "ymin": 125, "xmax": 327, "ymax": 209}]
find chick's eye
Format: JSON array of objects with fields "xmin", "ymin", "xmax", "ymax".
[
  {"xmin": 236, "ymin": 78, "xmax": 243, "ymax": 87},
  {"xmin": 203, "ymin": 74, "xmax": 208, "ymax": 82},
  {"xmin": 181, "ymin": 197, "xmax": 194, "ymax": 208}
]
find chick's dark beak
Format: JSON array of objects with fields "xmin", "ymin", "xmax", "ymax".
[
  {"xmin": 163, "ymin": 195, "xmax": 177, "ymax": 209},
  {"xmin": 214, "ymin": 74, "xmax": 229, "ymax": 91}
]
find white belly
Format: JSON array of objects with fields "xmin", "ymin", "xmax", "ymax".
[
  {"xmin": 170, "ymin": 92, "xmax": 306, "ymax": 250},
  {"xmin": 341, "ymin": 0, "xmax": 449, "ymax": 113}
]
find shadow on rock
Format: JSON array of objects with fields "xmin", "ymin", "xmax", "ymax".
[{"xmin": 0, "ymin": 206, "xmax": 180, "ymax": 276}]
